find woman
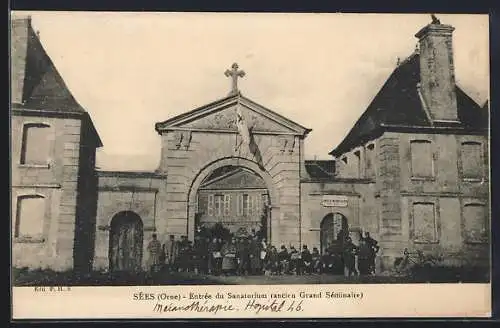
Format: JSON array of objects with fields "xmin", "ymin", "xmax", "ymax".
[{"xmin": 221, "ymin": 238, "xmax": 238, "ymax": 275}]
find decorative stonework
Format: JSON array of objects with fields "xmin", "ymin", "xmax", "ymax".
[
  {"xmin": 182, "ymin": 105, "xmax": 291, "ymax": 133},
  {"xmin": 279, "ymin": 135, "xmax": 295, "ymax": 153},
  {"xmin": 172, "ymin": 131, "xmax": 193, "ymax": 150}
]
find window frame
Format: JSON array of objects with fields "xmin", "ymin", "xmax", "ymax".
[
  {"xmin": 462, "ymin": 201, "xmax": 489, "ymax": 244},
  {"xmin": 409, "ymin": 139, "xmax": 435, "ymax": 180},
  {"xmin": 460, "ymin": 141, "xmax": 484, "ymax": 182},
  {"xmin": 410, "ymin": 201, "xmax": 440, "ymax": 244},
  {"xmin": 19, "ymin": 122, "xmax": 52, "ymax": 168},
  {"xmin": 14, "ymin": 193, "xmax": 47, "ymax": 243}
]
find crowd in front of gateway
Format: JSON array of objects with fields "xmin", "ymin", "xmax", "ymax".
[{"xmin": 146, "ymin": 228, "xmax": 380, "ymax": 278}]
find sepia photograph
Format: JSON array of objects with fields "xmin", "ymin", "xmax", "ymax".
[{"xmin": 10, "ymin": 10, "xmax": 492, "ymax": 319}]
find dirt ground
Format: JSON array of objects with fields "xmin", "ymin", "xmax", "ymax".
[{"xmin": 12, "ymin": 266, "xmax": 488, "ymax": 286}]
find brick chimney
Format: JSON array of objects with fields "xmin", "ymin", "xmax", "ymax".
[
  {"xmin": 415, "ymin": 18, "xmax": 459, "ymax": 123},
  {"xmin": 10, "ymin": 15, "xmax": 32, "ymax": 105}
]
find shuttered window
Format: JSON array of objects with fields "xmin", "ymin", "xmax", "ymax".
[
  {"xmin": 214, "ymin": 195, "xmax": 223, "ymax": 216},
  {"xmin": 207, "ymin": 194, "xmax": 214, "ymax": 216},
  {"xmin": 223, "ymin": 194, "xmax": 231, "ymax": 216}
]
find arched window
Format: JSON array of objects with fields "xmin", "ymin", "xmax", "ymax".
[
  {"xmin": 20, "ymin": 123, "xmax": 51, "ymax": 165},
  {"xmin": 15, "ymin": 194, "xmax": 46, "ymax": 239},
  {"xmin": 411, "ymin": 202, "xmax": 438, "ymax": 243},
  {"xmin": 410, "ymin": 140, "xmax": 433, "ymax": 178},
  {"xmin": 463, "ymin": 203, "xmax": 488, "ymax": 243},
  {"xmin": 461, "ymin": 141, "xmax": 483, "ymax": 180}
]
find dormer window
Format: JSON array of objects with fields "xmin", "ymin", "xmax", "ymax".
[
  {"xmin": 365, "ymin": 143, "xmax": 376, "ymax": 178},
  {"xmin": 354, "ymin": 150, "xmax": 362, "ymax": 178}
]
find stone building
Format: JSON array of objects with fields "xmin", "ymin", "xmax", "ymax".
[
  {"xmin": 10, "ymin": 16, "xmax": 490, "ymax": 273},
  {"xmin": 11, "ymin": 17, "xmax": 102, "ymax": 272}
]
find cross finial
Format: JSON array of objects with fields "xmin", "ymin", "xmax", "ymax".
[
  {"xmin": 430, "ymin": 14, "xmax": 441, "ymax": 25},
  {"xmin": 224, "ymin": 62, "xmax": 245, "ymax": 95}
]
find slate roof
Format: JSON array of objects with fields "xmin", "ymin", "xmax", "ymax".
[
  {"xmin": 303, "ymin": 160, "xmax": 336, "ymax": 179},
  {"xmin": 329, "ymin": 52, "xmax": 489, "ymax": 157},
  {"xmin": 11, "ymin": 17, "xmax": 84, "ymax": 112},
  {"xmin": 11, "ymin": 16, "xmax": 103, "ymax": 146}
]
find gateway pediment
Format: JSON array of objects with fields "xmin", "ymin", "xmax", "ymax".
[{"xmin": 155, "ymin": 94, "xmax": 311, "ymax": 137}]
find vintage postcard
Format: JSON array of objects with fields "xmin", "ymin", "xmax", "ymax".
[{"xmin": 10, "ymin": 11, "xmax": 491, "ymax": 319}]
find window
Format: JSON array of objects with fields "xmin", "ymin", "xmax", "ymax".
[
  {"xmin": 223, "ymin": 194, "xmax": 231, "ymax": 216},
  {"xmin": 461, "ymin": 141, "xmax": 483, "ymax": 180},
  {"xmin": 242, "ymin": 194, "xmax": 250, "ymax": 216},
  {"xmin": 463, "ymin": 203, "xmax": 488, "ymax": 243},
  {"xmin": 207, "ymin": 194, "xmax": 214, "ymax": 216},
  {"xmin": 412, "ymin": 202, "xmax": 438, "ymax": 243},
  {"xmin": 410, "ymin": 140, "xmax": 433, "ymax": 178},
  {"xmin": 20, "ymin": 123, "xmax": 51, "ymax": 165},
  {"xmin": 15, "ymin": 195, "xmax": 45, "ymax": 239},
  {"xmin": 214, "ymin": 195, "xmax": 223, "ymax": 216},
  {"xmin": 254, "ymin": 195, "xmax": 261, "ymax": 216}
]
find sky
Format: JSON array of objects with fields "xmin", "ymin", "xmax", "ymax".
[{"xmin": 14, "ymin": 12, "xmax": 489, "ymax": 171}]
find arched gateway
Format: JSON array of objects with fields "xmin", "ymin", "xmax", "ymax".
[
  {"xmin": 154, "ymin": 76, "xmax": 311, "ymax": 247},
  {"xmin": 188, "ymin": 158, "xmax": 279, "ymax": 241}
]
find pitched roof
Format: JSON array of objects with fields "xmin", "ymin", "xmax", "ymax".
[
  {"xmin": 10, "ymin": 16, "xmax": 84, "ymax": 113},
  {"xmin": 329, "ymin": 52, "xmax": 488, "ymax": 157},
  {"xmin": 154, "ymin": 92, "xmax": 312, "ymax": 137},
  {"xmin": 200, "ymin": 167, "xmax": 266, "ymax": 190},
  {"xmin": 11, "ymin": 16, "xmax": 103, "ymax": 147}
]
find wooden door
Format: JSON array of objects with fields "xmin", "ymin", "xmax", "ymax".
[{"xmin": 109, "ymin": 212, "xmax": 143, "ymax": 272}]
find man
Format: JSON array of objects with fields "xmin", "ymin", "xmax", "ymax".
[
  {"xmin": 289, "ymin": 246, "xmax": 301, "ymax": 275},
  {"xmin": 363, "ymin": 232, "xmax": 380, "ymax": 275},
  {"xmin": 164, "ymin": 235, "xmax": 178, "ymax": 272},
  {"xmin": 301, "ymin": 245, "xmax": 312, "ymax": 275},
  {"xmin": 311, "ymin": 247, "xmax": 322, "ymax": 274},
  {"xmin": 342, "ymin": 236, "xmax": 358, "ymax": 277},
  {"xmin": 249, "ymin": 235, "xmax": 263, "ymax": 275},
  {"xmin": 357, "ymin": 239, "xmax": 371, "ymax": 275},
  {"xmin": 278, "ymin": 245, "xmax": 290, "ymax": 275},
  {"xmin": 237, "ymin": 236, "xmax": 250, "ymax": 276},
  {"xmin": 147, "ymin": 234, "xmax": 162, "ymax": 275}
]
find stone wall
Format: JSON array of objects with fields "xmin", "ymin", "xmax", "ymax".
[
  {"xmin": 300, "ymin": 180, "xmax": 377, "ymax": 249},
  {"xmin": 93, "ymin": 171, "xmax": 166, "ymax": 271},
  {"xmin": 157, "ymin": 129, "xmax": 302, "ymax": 247},
  {"xmin": 11, "ymin": 113, "xmax": 83, "ymax": 271}
]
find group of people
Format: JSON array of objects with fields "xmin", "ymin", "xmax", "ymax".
[{"xmin": 146, "ymin": 231, "xmax": 380, "ymax": 277}]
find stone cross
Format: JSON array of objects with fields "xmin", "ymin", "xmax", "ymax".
[{"xmin": 225, "ymin": 63, "xmax": 245, "ymax": 95}]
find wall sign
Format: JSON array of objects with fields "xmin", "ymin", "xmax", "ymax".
[{"xmin": 321, "ymin": 195, "xmax": 348, "ymax": 208}]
